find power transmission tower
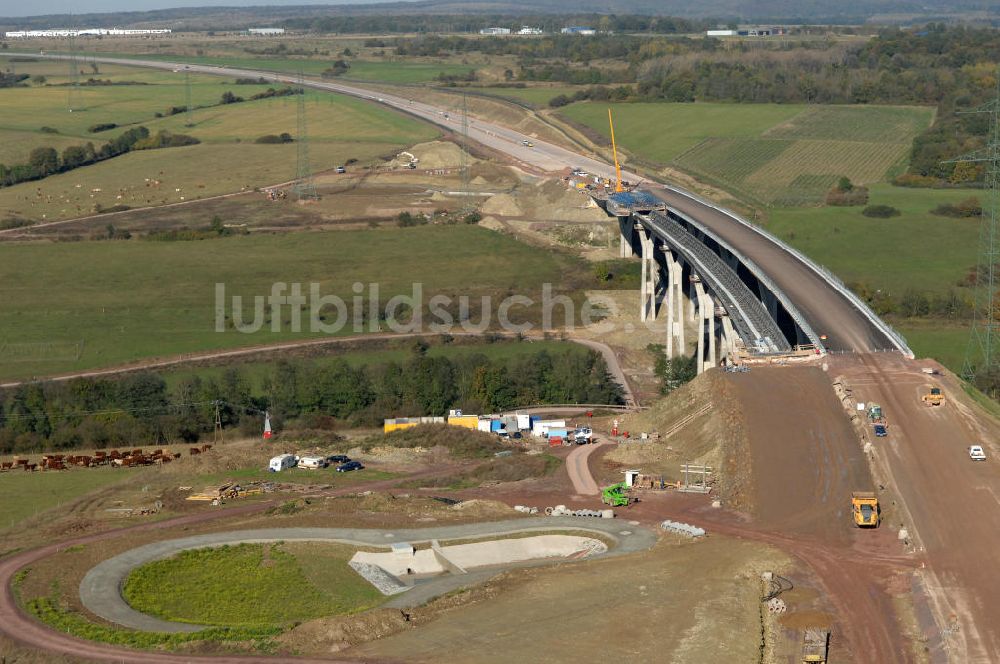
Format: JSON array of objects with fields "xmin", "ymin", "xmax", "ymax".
[
  {"xmin": 459, "ymin": 92, "xmax": 472, "ymax": 213},
  {"xmin": 184, "ymin": 68, "xmax": 194, "ymax": 127},
  {"xmin": 293, "ymin": 72, "xmax": 318, "ymax": 199},
  {"xmin": 948, "ymin": 80, "xmax": 1000, "ymax": 385},
  {"xmin": 67, "ymin": 32, "xmax": 81, "ymax": 112}
]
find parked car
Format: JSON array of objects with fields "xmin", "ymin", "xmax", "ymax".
[
  {"xmin": 873, "ymin": 424, "xmax": 887, "ymax": 438},
  {"xmin": 337, "ymin": 460, "xmax": 365, "ymax": 472},
  {"xmin": 511, "ymin": 432, "xmax": 522, "ymax": 440},
  {"xmin": 335, "ymin": 166, "xmax": 346, "ymax": 174},
  {"xmin": 969, "ymin": 445, "xmax": 987, "ymax": 461},
  {"xmin": 327, "ymin": 454, "xmax": 350, "ymax": 464}
]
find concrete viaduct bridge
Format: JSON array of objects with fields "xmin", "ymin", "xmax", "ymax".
[
  {"xmin": 600, "ymin": 189, "xmax": 913, "ymax": 372},
  {"xmin": 31, "ymin": 54, "xmax": 915, "ymax": 372}
]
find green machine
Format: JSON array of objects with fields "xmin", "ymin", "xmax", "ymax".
[{"xmin": 601, "ymin": 482, "xmax": 631, "ymax": 507}]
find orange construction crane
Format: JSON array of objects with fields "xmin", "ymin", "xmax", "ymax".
[{"xmin": 608, "ymin": 108, "xmax": 624, "ymax": 193}]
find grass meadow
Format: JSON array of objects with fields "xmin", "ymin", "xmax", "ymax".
[
  {"xmin": 560, "ymin": 102, "xmax": 933, "ymax": 205},
  {"xmin": 0, "ymin": 60, "xmax": 439, "ymax": 222},
  {"xmin": 0, "ymin": 468, "xmax": 129, "ymax": 533},
  {"xmin": 123, "ymin": 542, "xmax": 385, "ymax": 627},
  {"xmin": 0, "ymin": 224, "xmax": 583, "ymax": 380}
]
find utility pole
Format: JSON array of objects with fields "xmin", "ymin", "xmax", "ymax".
[
  {"xmin": 948, "ymin": 79, "xmax": 1000, "ymax": 387},
  {"xmin": 67, "ymin": 30, "xmax": 81, "ymax": 112},
  {"xmin": 294, "ymin": 71, "xmax": 318, "ymax": 199},
  {"xmin": 213, "ymin": 400, "xmax": 224, "ymax": 445},
  {"xmin": 459, "ymin": 91, "xmax": 472, "ymax": 214}
]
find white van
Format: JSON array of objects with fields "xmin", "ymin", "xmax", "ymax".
[
  {"xmin": 268, "ymin": 454, "xmax": 297, "ymax": 472},
  {"xmin": 297, "ymin": 455, "xmax": 328, "ymax": 470}
]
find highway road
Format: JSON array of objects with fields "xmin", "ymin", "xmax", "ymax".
[{"xmin": 33, "ymin": 53, "xmax": 904, "ymax": 355}]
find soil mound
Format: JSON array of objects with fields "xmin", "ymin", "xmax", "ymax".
[{"xmin": 604, "ymin": 370, "xmax": 751, "ymax": 507}]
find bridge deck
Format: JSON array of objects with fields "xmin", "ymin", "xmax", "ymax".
[{"xmin": 642, "ymin": 212, "xmax": 791, "ymax": 354}]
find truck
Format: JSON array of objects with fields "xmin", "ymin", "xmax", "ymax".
[
  {"xmin": 802, "ymin": 628, "xmax": 830, "ymax": 663},
  {"xmin": 851, "ymin": 491, "xmax": 879, "ymax": 528},
  {"xmin": 601, "ymin": 482, "xmax": 631, "ymax": 507},
  {"xmin": 867, "ymin": 404, "xmax": 884, "ymax": 423},
  {"xmin": 922, "ymin": 387, "xmax": 944, "ymax": 406},
  {"xmin": 268, "ymin": 454, "xmax": 297, "ymax": 472}
]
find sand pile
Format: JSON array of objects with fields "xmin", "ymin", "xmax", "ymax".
[
  {"xmin": 390, "ymin": 141, "xmax": 474, "ymax": 170},
  {"xmin": 482, "ymin": 193, "xmax": 523, "ymax": 216},
  {"xmin": 481, "ymin": 180, "xmax": 608, "ymax": 222}
]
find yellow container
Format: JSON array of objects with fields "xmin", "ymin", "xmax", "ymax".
[{"xmin": 447, "ymin": 415, "xmax": 480, "ymax": 430}]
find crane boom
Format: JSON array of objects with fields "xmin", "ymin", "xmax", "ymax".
[{"xmin": 608, "ymin": 108, "xmax": 624, "ymax": 193}]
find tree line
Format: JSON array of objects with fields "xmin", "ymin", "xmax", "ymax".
[
  {"xmin": 0, "ymin": 343, "xmax": 623, "ymax": 454},
  {"xmin": 0, "ymin": 126, "xmax": 198, "ymax": 188}
]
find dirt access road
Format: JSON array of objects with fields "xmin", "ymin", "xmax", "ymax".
[{"xmin": 834, "ymin": 353, "xmax": 1000, "ymax": 663}]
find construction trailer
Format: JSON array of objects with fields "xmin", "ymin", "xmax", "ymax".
[
  {"xmin": 383, "ymin": 416, "xmax": 446, "ymax": 433},
  {"xmin": 851, "ymin": 491, "xmax": 880, "ymax": 528},
  {"xmin": 268, "ymin": 454, "xmax": 298, "ymax": 472},
  {"xmin": 447, "ymin": 412, "xmax": 480, "ymax": 429},
  {"xmin": 531, "ymin": 419, "xmax": 567, "ymax": 437}
]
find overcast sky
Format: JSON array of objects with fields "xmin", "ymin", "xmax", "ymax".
[{"xmin": 2, "ymin": 0, "xmax": 393, "ymax": 19}]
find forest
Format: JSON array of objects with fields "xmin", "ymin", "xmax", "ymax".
[{"xmin": 0, "ymin": 344, "xmax": 624, "ymax": 453}]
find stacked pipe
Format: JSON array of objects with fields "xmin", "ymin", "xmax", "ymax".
[
  {"xmin": 544, "ymin": 505, "xmax": 615, "ymax": 519},
  {"xmin": 660, "ymin": 519, "xmax": 706, "ymax": 538}
]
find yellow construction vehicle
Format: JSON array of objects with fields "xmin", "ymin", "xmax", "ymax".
[
  {"xmin": 922, "ymin": 387, "xmax": 944, "ymax": 406},
  {"xmin": 851, "ymin": 492, "xmax": 880, "ymax": 528},
  {"xmin": 608, "ymin": 108, "xmax": 624, "ymax": 193},
  {"xmin": 802, "ymin": 628, "xmax": 830, "ymax": 663}
]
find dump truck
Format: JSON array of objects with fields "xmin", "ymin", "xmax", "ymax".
[
  {"xmin": 851, "ymin": 491, "xmax": 879, "ymax": 528},
  {"xmin": 922, "ymin": 387, "xmax": 944, "ymax": 406},
  {"xmin": 802, "ymin": 628, "xmax": 830, "ymax": 663},
  {"xmin": 601, "ymin": 482, "xmax": 631, "ymax": 507}
]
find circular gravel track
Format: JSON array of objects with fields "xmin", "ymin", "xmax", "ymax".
[{"xmin": 81, "ymin": 517, "xmax": 656, "ymax": 633}]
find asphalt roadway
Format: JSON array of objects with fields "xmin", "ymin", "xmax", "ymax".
[{"xmin": 32, "ymin": 53, "xmax": 902, "ymax": 355}]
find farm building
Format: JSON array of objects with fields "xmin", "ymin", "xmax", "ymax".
[
  {"xmin": 247, "ymin": 28, "xmax": 285, "ymax": 36},
  {"xmin": 479, "ymin": 27, "xmax": 511, "ymax": 35},
  {"xmin": 561, "ymin": 27, "xmax": 596, "ymax": 35}
]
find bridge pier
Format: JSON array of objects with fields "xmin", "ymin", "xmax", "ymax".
[
  {"xmin": 706, "ymin": 297, "xmax": 717, "ymax": 371},
  {"xmin": 663, "ymin": 248, "xmax": 684, "ymax": 357},
  {"xmin": 688, "ymin": 276, "xmax": 699, "ymax": 323},
  {"xmin": 720, "ymin": 314, "xmax": 737, "ymax": 364},
  {"xmin": 638, "ymin": 229, "xmax": 658, "ymax": 322},
  {"xmin": 618, "ymin": 217, "xmax": 634, "ymax": 258}
]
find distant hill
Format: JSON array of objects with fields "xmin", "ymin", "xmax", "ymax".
[{"xmin": 2, "ymin": 0, "xmax": 999, "ymax": 31}]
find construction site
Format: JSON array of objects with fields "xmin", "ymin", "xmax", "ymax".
[{"xmin": 3, "ymin": 42, "xmax": 1000, "ymax": 664}]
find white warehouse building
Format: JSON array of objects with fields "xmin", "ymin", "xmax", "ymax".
[
  {"xmin": 247, "ymin": 28, "xmax": 285, "ymax": 36},
  {"xmin": 479, "ymin": 27, "xmax": 511, "ymax": 35}
]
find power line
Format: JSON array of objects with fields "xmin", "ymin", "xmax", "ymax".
[{"xmin": 946, "ymin": 78, "xmax": 1000, "ymax": 385}]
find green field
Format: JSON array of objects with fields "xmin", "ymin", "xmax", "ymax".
[
  {"xmin": 0, "ymin": 469, "xmax": 128, "ymax": 533},
  {"xmin": 560, "ymin": 102, "xmax": 934, "ymax": 205},
  {"xmin": 471, "ymin": 86, "xmax": 582, "ymax": 106},
  {"xmin": 14, "ymin": 52, "xmax": 474, "ymax": 84},
  {"xmin": 0, "ymin": 225, "xmax": 582, "ymax": 380},
  {"xmin": 123, "ymin": 542, "xmax": 385, "ymax": 627},
  {"xmin": 0, "ymin": 61, "xmax": 438, "ymax": 222},
  {"xmin": 896, "ymin": 321, "xmax": 971, "ymax": 373},
  {"xmin": 766, "ymin": 184, "xmax": 979, "ymax": 296}
]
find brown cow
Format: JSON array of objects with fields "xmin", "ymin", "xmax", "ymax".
[{"xmin": 189, "ymin": 447, "xmax": 201, "ymax": 456}]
